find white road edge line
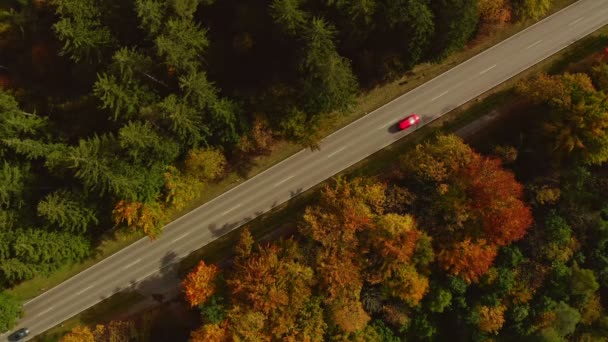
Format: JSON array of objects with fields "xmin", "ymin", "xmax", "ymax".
[
  {"xmin": 76, "ymin": 285, "xmax": 94, "ymax": 296},
  {"xmin": 479, "ymin": 64, "xmax": 497, "ymax": 75},
  {"xmin": 525, "ymin": 40, "xmax": 542, "ymax": 49},
  {"xmin": 273, "ymin": 175, "xmax": 294, "ymax": 187},
  {"xmin": 327, "ymin": 146, "xmax": 347, "ymax": 158},
  {"xmin": 35, "ymin": 307, "xmax": 54, "ymax": 317},
  {"xmin": 431, "ymin": 91, "xmax": 449, "ymax": 101},
  {"xmin": 171, "ymin": 233, "xmax": 190, "ymax": 243},
  {"xmin": 221, "ymin": 204, "xmax": 241, "ymax": 216},
  {"xmin": 568, "ymin": 17, "xmax": 584, "ymax": 26},
  {"xmin": 122, "ymin": 259, "xmax": 141, "ymax": 270}
]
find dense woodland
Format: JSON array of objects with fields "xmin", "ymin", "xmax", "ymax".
[
  {"xmin": 61, "ymin": 47, "xmax": 608, "ymax": 340},
  {"xmin": 0, "ymin": 0, "xmax": 557, "ymax": 334}
]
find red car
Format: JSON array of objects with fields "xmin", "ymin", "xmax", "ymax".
[{"xmin": 398, "ymin": 114, "xmax": 420, "ymax": 130}]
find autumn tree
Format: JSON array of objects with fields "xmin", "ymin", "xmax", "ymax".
[
  {"xmin": 112, "ymin": 200, "xmax": 166, "ymax": 239},
  {"xmin": 162, "ymin": 166, "xmax": 202, "ymax": 211},
  {"xmin": 438, "ymin": 238, "xmax": 498, "ymax": 284},
  {"xmin": 228, "ymin": 241, "xmax": 315, "ymax": 338},
  {"xmin": 478, "ymin": 0, "xmax": 512, "ymax": 25},
  {"xmin": 400, "ymin": 135, "xmax": 532, "ymax": 282},
  {"xmin": 190, "ymin": 322, "xmax": 229, "ymax": 342},
  {"xmin": 184, "ymin": 148, "xmax": 227, "ymax": 181},
  {"xmin": 512, "ymin": 0, "xmax": 550, "ymax": 20},
  {"xmin": 476, "ymin": 304, "xmax": 507, "ymax": 334},
  {"xmin": 183, "ymin": 260, "xmax": 220, "ymax": 307},
  {"xmin": 518, "ymin": 72, "xmax": 608, "ymax": 164},
  {"xmin": 60, "ymin": 326, "xmax": 94, "ymax": 342}
]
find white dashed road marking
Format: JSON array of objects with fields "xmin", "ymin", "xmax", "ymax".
[
  {"xmin": 274, "ymin": 175, "xmax": 294, "ymax": 187},
  {"xmin": 122, "ymin": 259, "xmax": 141, "ymax": 270},
  {"xmin": 431, "ymin": 91, "xmax": 449, "ymax": 101},
  {"xmin": 327, "ymin": 147, "xmax": 347, "ymax": 158},
  {"xmin": 171, "ymin": 233, "xmax": 190, "ymax": 243},
  {"xmin": 479, "ymin": 64, "xmax": 497, "ymax": 75},
  {"xmin": 36, "ymin": 307, "xmax": 54, "ymax": 317},
  {"xmin": 76, "ymin": 285, "xmax": 93, "ymax": 296},
  {"xmin": 526, "ymin": 40, "xmax": 542, "ymax": 49},
  {"xmin": 568, "ymin": 17, "xmax": 584, "ymax": 26},
  {"xmin": 221, "ymin": 204, "xmax": 241, "ymax": 216}
]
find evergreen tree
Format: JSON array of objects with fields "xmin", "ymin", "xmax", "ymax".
[
  {"xmin": 37, "ymin": 189, "xmax": 99, "ymax": 233},
  {"xmin": 52, "ymin": 0, "xmax": 115, "ymax": 62}
]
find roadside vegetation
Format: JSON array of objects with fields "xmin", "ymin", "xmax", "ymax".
[
  {"xmin": 0, "ymin": 0, "xmax": 562, "ymax": 332},
  {"xmin": 60, "ymin": 34, "xmax": 608, "ymax": 342}
]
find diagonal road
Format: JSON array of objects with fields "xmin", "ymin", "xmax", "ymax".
[{"xmin": 5, "ymin": 0, "xmax": 608, "ymax": 340}]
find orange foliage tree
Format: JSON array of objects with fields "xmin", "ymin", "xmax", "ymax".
[
  {"xmin": 112, "ymin": 200, "xmax": 166, "ymax": 239},
  {"xmin": 438, "ymin": 238, "xmax": 498, "ymax": 284},
  {"xmin": 466, "ymin": 157, "xmax": 533, "ymax": 246},
  {"xmin": 228, "ymin": 240, "xmax": 315, "ymax": 338},
  {"xmin": 183, "ymin": 260, "xmax": 220, "ymax": 307}
]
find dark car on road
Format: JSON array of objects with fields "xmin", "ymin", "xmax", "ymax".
[{"xmin": 9, "ymin": 328, "xmax": 29, "ymax": 341}]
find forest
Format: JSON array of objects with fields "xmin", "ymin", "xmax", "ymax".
[
  {"xmin": 0, "ymin": 0, "xmax": 556, "ymax": 334},
  {"xmin": 61, "ymin": 44, "xmax": 608, "ymax": 341}
]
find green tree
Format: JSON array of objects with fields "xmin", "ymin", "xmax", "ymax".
[
  {"xmin": 0, "ymin": 91, "xmax": 47, "ymax": 157},
  {"xmin": 0, "ymin": 162, "xmax": 28, "ymax": 210},
  {"xmin": 135, "ymin": 0, "xmax": 167, "ymax": 35},
  {"xmin": 118, "ymin": 121, "xmax": 179, "ymax": 165},
  {"xmin": 93, "ymin": 48, "xmax": 158, "ymax": 121},
  {"xmin": 383, "ymin": 0, "xmax": 435, "ymax": 68},
  {"xmin": 569, "ymin": 266, "xmax": 599, "ymax": 303},
  {"xmin": 327, "ymin": 0, "xmax": 377, "ymax": 26},
  {"xmin": 51, "ymin": 0, "xmax": 115, "ymax": 62},
  {"xmin": 430, "ymin": 0, "xmax": 479, "ymax": 60},
  {"xmin": 300, "ymin": 18, "xmax": 358, "ymax": 115},
  {"xmin": 0, "ymin": 292, "xmax": 21, "ymax": 333},
  {"xmin": 37, "ymin": 189, "xmax": 99, "ymax": 233},
  {"xmin": 0, "ymin": 229, "xmax": 90, "ymax": 285},
  {"xmin": 159, "ymin": 95, "xmax": 207, "ymax": 146},
  {"xmin": 172, "ymin": 0, "xmax": 202, "ymax": 19},
  {"xmin": 269, "ymin": 0, "xmax": 308, "ymax": 35},
  {"xmin": 156, "ymin": 18, "xmax": 208, "ymax": 72}
]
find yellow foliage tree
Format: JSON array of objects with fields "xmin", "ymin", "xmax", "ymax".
[
  {"xmin": 60, "ymin": 326, "xmax": 94, "ymax": 342},
  {"xmin": 478, "ymin": 305, "xmax": 506, "ymax": 334}
]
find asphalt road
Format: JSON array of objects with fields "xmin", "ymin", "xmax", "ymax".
[{"xmin": 5, "ymin": 0, "xmax": 608, "ymax": 340}]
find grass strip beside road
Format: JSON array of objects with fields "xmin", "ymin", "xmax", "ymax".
[{"xmin": 7, "ymin": 0, "xmax": 577, "ymax": 302}]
